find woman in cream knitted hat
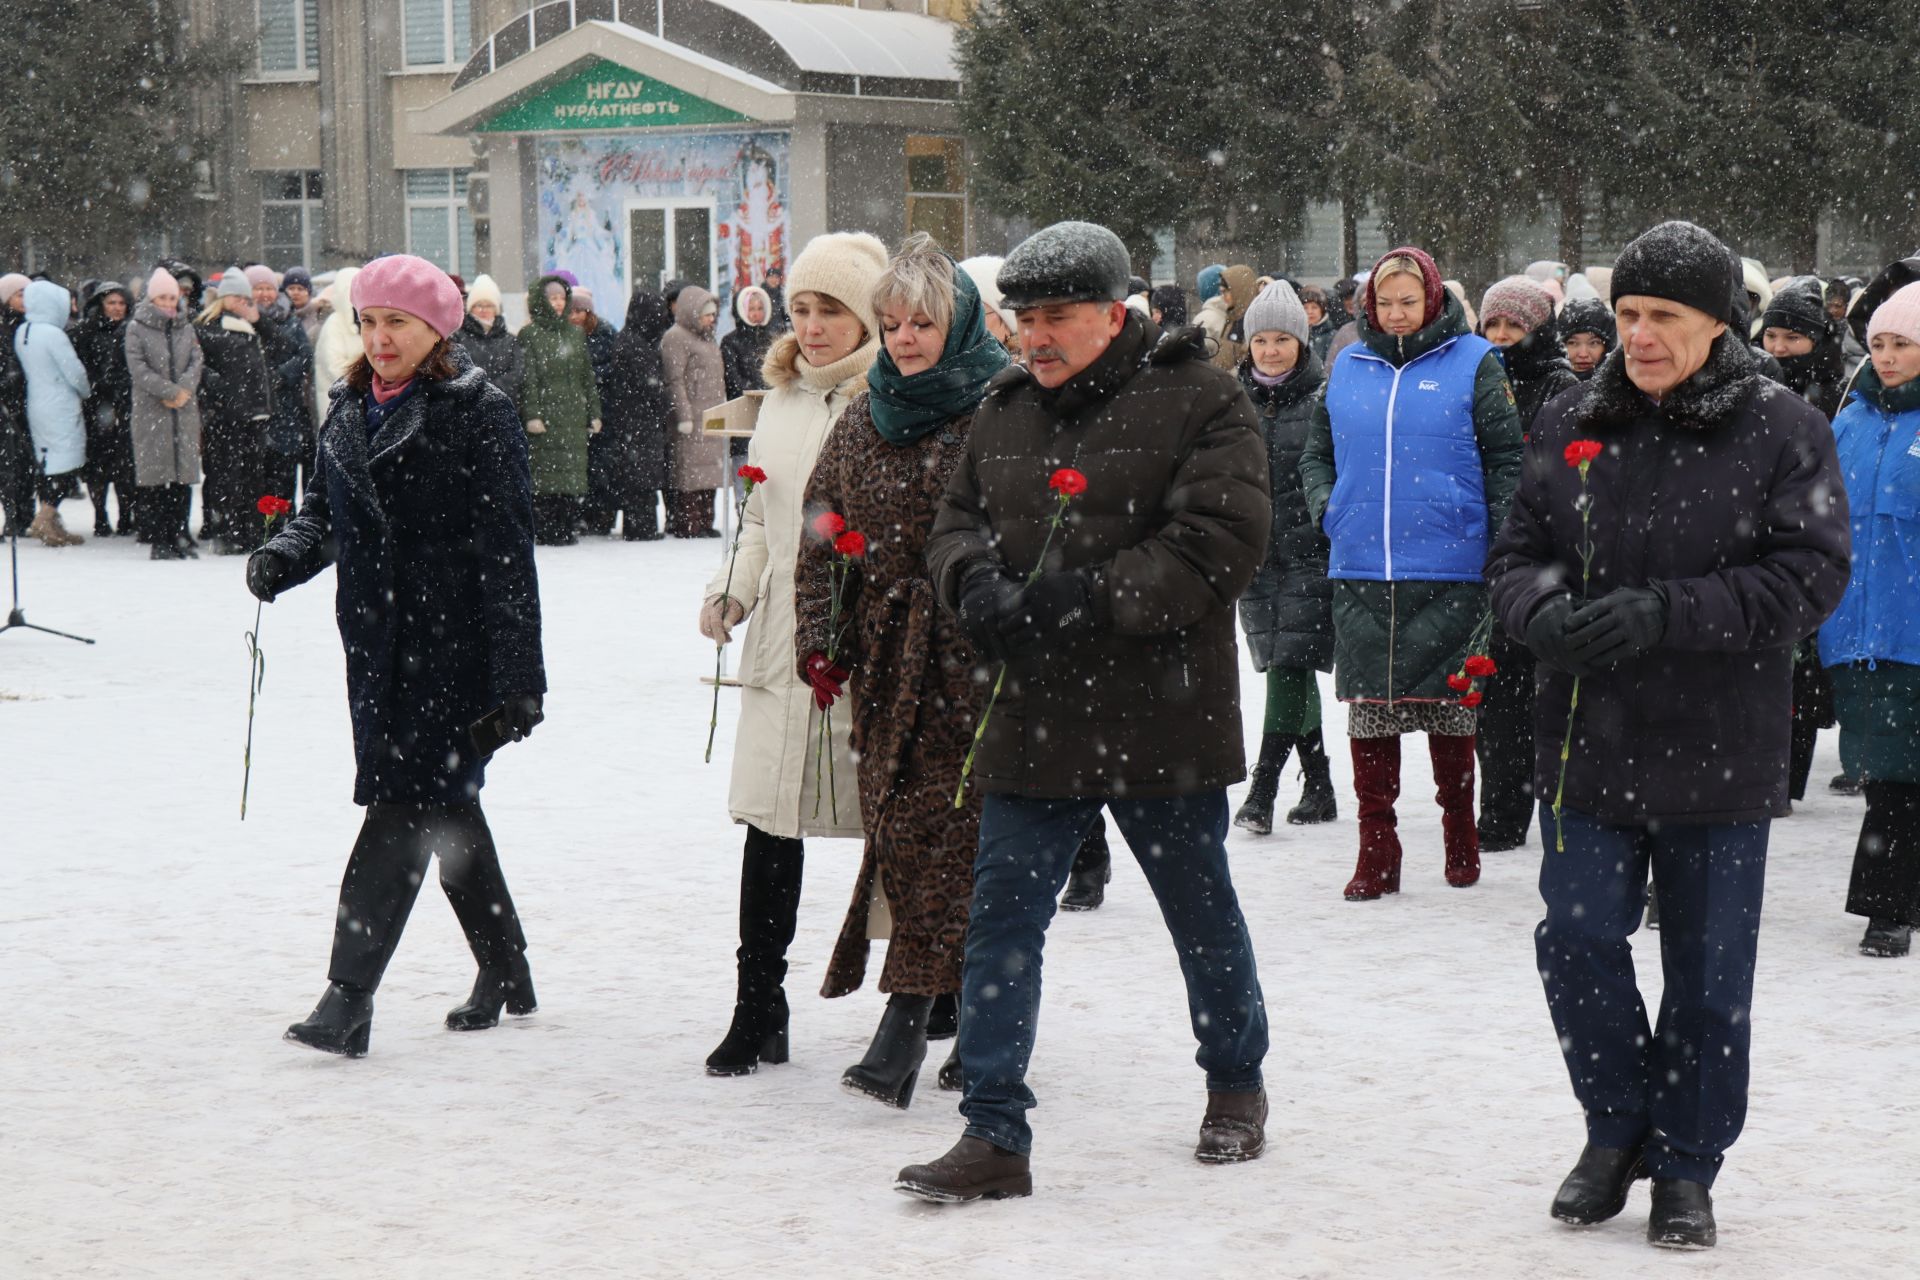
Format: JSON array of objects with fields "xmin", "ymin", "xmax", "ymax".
[{"xmin": 697, "ymin": 230, "xmax": 889, "ymax": 1077}]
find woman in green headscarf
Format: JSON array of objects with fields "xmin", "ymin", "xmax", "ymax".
[{"xmin": 793, "ymin": 231, "xmax": 1008, "ymax": 1108}]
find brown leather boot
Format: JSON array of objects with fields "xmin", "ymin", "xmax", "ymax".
[
  {"xmin": 1430, "ymin": 733, "xmax": 1480, "ymax": 887},
  {"xmin": 1345, "ymin": 735, "xmax": 1403, "ymax": 900},
  {"xmin": 1195, "ymin": 1087, "xmax": 1268, "ymax": 1163},
  {"xmin": 894, "ymin": 1135, "xmax": 1032, "ymax": 1202}
]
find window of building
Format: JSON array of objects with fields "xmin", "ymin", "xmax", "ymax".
[
  {"xmin": 404, "ymin": 0, "xmax": 473, "ymax": 67},
  {"xmin": 905, "ymin": 136, "xmax": 966, "ymax": 255},
  {"xmin": 405, "ymin": 169, "xmax": 475, "ymax": 277},
  {"xmin": 262, "ymin": 171, "xmax": 324, "ymax": 267},
  {"xmin": 257, "ymin": 0, "xmax": 319, "ymax": 75}
]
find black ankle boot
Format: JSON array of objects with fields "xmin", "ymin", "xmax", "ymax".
[
  {"xmin": 937, "ymin": 1041, "xmax": 962, "ymax": 1091},
  {"xmin": 446, "ymin": 961, "xmax": 538, "ymax": 1030},
  {"xmin": 285, "ymin": 983, "xmax": 374, "ymax": 1057},
  {"xmin": 1287, "ymin": 729, "xmax": 1338, "ymax": 824},
  {"xmin": 706, "ymin": 989, "xmax": 791, "ymax": 1076},
  {"xmin": 1233, "ymin": 733, "xmax": 1292, "ymax": 836},
  {"xmin": 1860, "ymin": 918, "xmax": 1912, "ymax": 957},
  {"xmin": 842, "ymin": 994, "xmax": 933, "ymax": 1109},
  {"xmin": 1061, "ymin": 824, "xmax": 1112, "ymax": 912},
  {"xmin": 927, "ymin": 990, "xmax": 958, "ymax": 1040},
  {"xmin": 1647, "ymin": 1179, "xmax": 1716, "ymax": 1249},
  {"xmin": 1550, "ymin": 1141, "xmax": 1646, "ymax": 1225}
]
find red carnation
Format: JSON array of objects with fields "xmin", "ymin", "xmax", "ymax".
[
  {"xmin": 256, "ymin": 495, "xmax": 293, "ymax": 518},
  {"xmin": 1446, "ymin": 672, "xmax": 1473, "ymax": 692},
  {"xmin": 833, "ymin": 530, "xmax": 867, "ymax": 559},
  {"xmin": 1463, "ymin": 655, "xmax": 1497, "ymax": 678},
  {"xmin": 737, "ymin": 464, "xmax": 767, "ymax": 487},
  {"xmin": 1460, "ymin": 690, "xmax": 1484, "ymax": 709},
  {"xmin": 1048, "ymin": 468, "xmax": 1088, "ymax": 497},
  {"xmin": 810, "ymin": 511, "xmax": 846, "ymax": 540},
  {"xmin": 1563, "ymin": 439, "xmax": 1603, "ymax": 468}
]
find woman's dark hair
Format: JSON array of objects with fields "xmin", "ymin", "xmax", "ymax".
[{"xmin": 344, "ymin": 336, "xmax": 459, "ymax": 391}]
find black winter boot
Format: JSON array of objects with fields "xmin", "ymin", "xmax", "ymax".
[
  {"xmin": 927, "ymin": 991, "xmax": 958, "ymax": 1040},
  {"xmin": 1287, "ymin": 728, "xmax": 1339, "ymax": 824},
  {"xmin": 1060, "ymin": 820, "xmax": 1112, "ymax": 912},
  {"xmin": 285, "ymin": 982, "xmax": 374, "ymax": 1057},
  {"xmin": 437, "ymin": 806, "xmax": 535, "ymax": 1030},
  {"xmin": 446, "ymin": 963, "xmax": 538, "ymax": 1030},
  {"xmin": 1860, "ymin": 918, "xmax": 1912, "ymax": 957},
  {"xmin": 1233, "ymin": 733, "xmax": 1293, "ymax": 836},
  {"xmin": 842, "ymin": 994, "xmax": 933, "ymax": 1109},
  {"xmin": 1647, "ymin": 1179, "xmax": 1716, "ymax": 1250},
  {"xmin": 937, "ymin": 1042, "xmax": 962, "ymax": 1092},
  {"xmin": 1551, "ymin": 1141, "xmax": 1646, "ymax": 1224},
  {"xmin": 707, "ymin": 827, "xmax": 803, "ymax": 1076}
]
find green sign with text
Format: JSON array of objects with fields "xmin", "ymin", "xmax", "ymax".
[{"xmin": 478, "ymin": 58, "xmax": 751, "ymax": 132}]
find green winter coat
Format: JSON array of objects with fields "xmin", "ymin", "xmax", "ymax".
[
  {"xmin": 1299, "ymin": 291, "xmax": 1523, "ymax": 702},
  {"xmin": 516, "ymin": 275, "xmax": 601, "ymax": 496}
]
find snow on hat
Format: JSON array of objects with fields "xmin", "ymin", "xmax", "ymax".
[
  {"xmin": 1610, "ymin": 221, "xmax": 1736, "ymax": 325},
  {"xmin": 1241, "ymin": 278, "xmax": 1311, "ymax": 348},
  {"xmin": 1762, "ymin": 276, "xmax": 1833, "ymax": 340},
  {"xmin": 465, "ymin": 273, "xmax": 503, "ymax": 313},
  {"xmin": 216, "ymin": 267, "xmax": 251, "ymax": 299},
  {"xmin": 1480, "ymin": 276, "xmax": 1555, "ymax": 334},
  {"xmin": 999, "ymin": 221, "xmax": 1133, "ymax": 310},
  {"xmin": 1866, "ymin": 281, "xmax": 1920, "ymax": 347},
  {"xmin": 1558, "ymin": 297, "xmax": 1617, "ymax": 348},
  {"xmin": 0, "ymin": 272, "xmax": 31, "ymax": 305},
  {"xmin": 958, "ymin": 256, "xmax": 1015, "ymax": 334},
  {"xmin": 144, "ymin": 267, "xmax": 179, "ymax": 300},
  {"xmin": 350, "ymin": 253, "xmax": 464, "ymax": 338},
  {"xmin": 244, "ymin": 264, "xmax": 278, "ymax": 289},
  {"xmin": 788, "ymin": 230, "xmax": 890, "ymax": 336},
  {"xmin": 282, "ymin": 266, "xmax": 312, "ymax": 291}
]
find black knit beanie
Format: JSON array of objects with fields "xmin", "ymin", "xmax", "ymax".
[
  {"xmin": 1609, "ymin": 221, "xmax": 1737, "ymax": 324},
  {"xmin": 1762, "ymin": 276, "xmax": 1834, "ymax": 340}
]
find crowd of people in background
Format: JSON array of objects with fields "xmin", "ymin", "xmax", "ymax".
[{"xmin": 9, "ymin": 214, "xmax": 1919, "ymax": 1247}]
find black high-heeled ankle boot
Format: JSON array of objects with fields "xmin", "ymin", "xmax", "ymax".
[
  {"xmin": 446, "ymin": 962, "xmax": 538, "ymax": 1031},
  {"xmin": 707, "ymin": 827, "xmax": 803, "ymax": 1076},
  {"xmin": 843, "ymin": 994, "xmax": 933, "ymax": 1109},
  {"xmin": 706, "ymin": 989, "xmax": 792, "ymax": 1076},
  {"xmin": 285, "ymin": 983, "xmax": 374, "ymax": 1057}
]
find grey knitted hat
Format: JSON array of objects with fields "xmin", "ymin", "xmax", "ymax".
[{"xmin": 1241, "ymin": 278, "xmax": 1311, "ymax": 348}]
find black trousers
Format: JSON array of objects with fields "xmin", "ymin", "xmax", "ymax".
[
  {"xmin": 1848, "ymin": 781, "xmax": 1920, "ymax": 927},
  {"xmin": 137, "ymin": 483, "xmax": 191, "ymax": 544},
  {"xmin": 0, "ymin": 417, "xmax": 36, "ymax": 532},
  {"xmin": 1475, "ymin": 631, "xmax": 1536, "ymax": 843},
  {"xmin": 1788, "ymin": 655, "xmax": 1835, "ymax": 801},
  {"xmin": 327, "ymin": 802, "xmax": 528, "ymax": 992}
]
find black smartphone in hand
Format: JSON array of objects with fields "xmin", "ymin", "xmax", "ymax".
[{"xmin": 470, "ymin": 703, "xmax": 543, "ymax": 758}]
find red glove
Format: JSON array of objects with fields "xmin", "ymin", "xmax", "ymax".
[{"xmin": 804, "ymin": 651, "xmax": 850, "ymax": 711}]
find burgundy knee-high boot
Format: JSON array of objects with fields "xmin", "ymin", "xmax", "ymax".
[
  {"xmin": 1345, "ymin": 735, "xmax": 1403, "ymax": 900},
  {"xmin": 1429, "ymin": 733, "xmax": 1480, "ymax": 888}
]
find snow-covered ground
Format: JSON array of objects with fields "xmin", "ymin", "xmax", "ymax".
[{"xmin": 3, "ymin": 499, "xmax": 1913, "ymax": 1279}]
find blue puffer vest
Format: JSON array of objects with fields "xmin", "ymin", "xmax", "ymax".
[
  {"xmin": 1818, "ymin": 373, "xmax": 1920, "ymax": 668},
  {"xmin": 1324, "ymin": 329, "xmax": 1494, "ymax": 581}
]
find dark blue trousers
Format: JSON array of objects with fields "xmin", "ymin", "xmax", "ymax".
[
  {"xmin": 1536, "ymin": 805, "xmax": 1769, "ymax": 1187},
  {"xmin": 957, "ymin": 791, "xmax": 1268, "ymax": 1156}
]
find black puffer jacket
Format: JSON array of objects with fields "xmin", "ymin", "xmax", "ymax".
[
  {"xmin": 1498, "ymin": 318, "xmax": 1581, "ymax": 433},
  {"xmin": 1236, "ymin": 352, "xmax": 1332, "ymax": 671},
  {"xmin": 928, "ymin": 315, "xmax": 1271, "ymax": 799},
  {"xmin": 1487, "ymin": 332, "xmax": 1852, "ymax": 824},
  {"xmin": 451, "ymin": 313, "xmax": 525, "ymax": 407}
]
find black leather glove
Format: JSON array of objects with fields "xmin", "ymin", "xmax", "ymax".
[
  {"xmin": 1523, "ymin": 595, "xmax": 1591, "ymax": 676},
  {"xmin": 1565, "ymin": 587, "xmax": 1668, "ymax": 671},
  {"xmin": 501, "ymin": 692, "xmax": 544, "ymax": 741},
  {"xmin": 246, "ymin": 550, "xmax": 290, "ymax": 603},
  {"xmin": 999, "ymin": 568, "xmax": 1099, "ymax": 659},
  {"xmin": 957, "ymin": 560, "xmax": 1024, "ymax": 663}
]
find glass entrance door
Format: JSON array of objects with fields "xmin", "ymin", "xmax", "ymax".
[{"xmin": 626, "ymin": 200, "xmax": 716, "ymax": 297}]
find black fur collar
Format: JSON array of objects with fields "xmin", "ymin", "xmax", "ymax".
[{"xmin": 1571, "ymin": 329, "xmax": 1759, "ymax": 432}]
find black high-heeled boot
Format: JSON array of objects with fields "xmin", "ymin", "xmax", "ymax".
[
  {"xmin": 707, "ymin": 827, "xmax": 804, "ymax": 1076},
  {"xmin": 843, "ymin": 994, "xmax": 933, "ymax": 1109},
  {"xmin": 285, "ymin": 982, "xmax": 374, "ymax": 1057},
  {"xmin": 446, "ymin": 963, "xmax": 538, "ymax": 1030}
]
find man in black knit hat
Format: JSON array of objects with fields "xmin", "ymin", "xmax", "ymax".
[{"xmin": 1489, "ymin": 221, "xmax": 1852, "ymax": 1250}]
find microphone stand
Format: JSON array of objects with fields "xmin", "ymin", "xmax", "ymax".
[{"xmin": 0, "ymin": 446, "xmax": 96, "ymax": 643}]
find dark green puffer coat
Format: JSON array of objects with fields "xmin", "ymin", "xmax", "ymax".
[
  {"xmin": 1236, "ymin": 351, "xmax": 1332, "ymax": 672},
  {"xmin": 516, "ymin": 275, "xmax": 601, "ymax": 496},
  {"xmin": 1299, "ymin": 291, "xmax": 1523, "ymax": 702}
]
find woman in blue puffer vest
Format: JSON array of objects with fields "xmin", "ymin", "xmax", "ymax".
[
  {"xmin": 14, "ymin": 278, "xmax": 91, "ymax": 545},
  {"xmin": 1299, "ymin": 246, "xmax": 1523, "ymax": 901},
  {"xmin": 1819, "ymin": 278, "xmax": 1920, "ymax": 959}
]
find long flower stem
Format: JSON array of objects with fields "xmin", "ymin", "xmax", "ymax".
[
  {"xmin": 1551, "ymin": 468, "xmax": 1595, "ymax": 853},
  {"xmin": 704, "ymin": 492, "xmax": 752, "ymax": 764},
  {"xmin": 954, "ymin": 497, "xmax": 1070, "ymax": 808},
  {"xmin": 241, "ymin": 598, "xmax": 265, "ymax": 820}
]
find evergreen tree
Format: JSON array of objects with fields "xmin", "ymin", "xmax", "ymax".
[{"xmin": 0, "ymin": 0, "xmax": 239, "ymax": 266}]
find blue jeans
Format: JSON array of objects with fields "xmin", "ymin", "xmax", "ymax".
[
  {"xmin": 957, "ymin": 791, "xmax": 1268, "ymax": 1156},
  {"xmin": 1535, "ymin": 805, "xmax": 1770, "ymax": 1187}
]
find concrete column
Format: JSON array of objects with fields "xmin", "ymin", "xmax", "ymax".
[{"xmin": 788, "ymin": 113, "xmax": 830, "ymax": 249}]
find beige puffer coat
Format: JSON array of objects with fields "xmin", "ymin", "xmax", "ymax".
[{"xmin": 703, "ymin": 331, "xmax": 876, "ymax": 839}]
